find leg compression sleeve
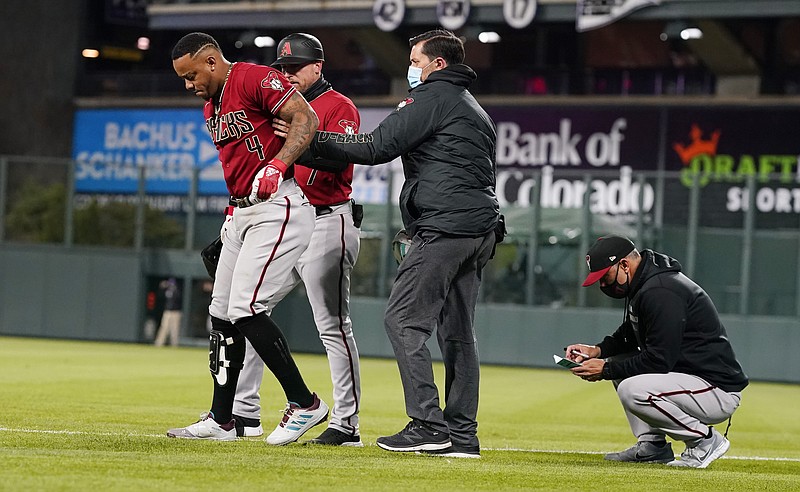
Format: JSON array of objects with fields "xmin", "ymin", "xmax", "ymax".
[
  {"xmin": 209, "ymin": 316, "xmax": 245, "ymax": 423},
  {"xmin": 235, "ymin": 311, "xmax": 313, "ymax": 407}
]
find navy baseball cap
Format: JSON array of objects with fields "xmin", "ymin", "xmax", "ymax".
[{"xmin": 582, "ymin": 235, "xmax": 636, "ymax": 287}]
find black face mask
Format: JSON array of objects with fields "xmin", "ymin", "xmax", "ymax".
[{"xmin": 600, "ymin": 263, "xmax": 629, "ymax": 299}]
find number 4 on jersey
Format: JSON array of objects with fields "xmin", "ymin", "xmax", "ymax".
[{"xmin": 245, "ymin": 135, "xmax": 265, "ymax": 160}]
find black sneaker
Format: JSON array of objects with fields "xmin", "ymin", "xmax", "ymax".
[
  {"xmin": 417, "ymin": 443, "xmax": 481, "ymax": 459},
  {"xmin": 376, "ymin": 420, "xmax": 451, "ymax": 452},
  {"xmin": 604, "ymin": 441, "xmax": 674, "ymax": 463},
  {"xmin": 305, "ymin": 427, "xmax": 364, "ymax": 447},
  {"xmin": 232, "ymin": 414, "xmax": 263, "ymax": 438}
]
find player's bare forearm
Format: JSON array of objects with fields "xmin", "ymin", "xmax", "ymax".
[{"xmin": 274, "ymin": 92, "xmax": 319, "ymax": 165}]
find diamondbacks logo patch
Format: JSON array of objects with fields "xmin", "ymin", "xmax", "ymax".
[
  {"xmin": 396, "ymin": 97, "xmax": 414, "ymax": 110},
  {"xmin": 261, "ymin": 72, "xmax": 285, "ymax": 92},
  {"xmin": 280, "ymin": 42, "xmax": 292, "ymax": 58},
  {"xmin": 338, "ymin": 119, "xmax": 357, "ymax": 135}
]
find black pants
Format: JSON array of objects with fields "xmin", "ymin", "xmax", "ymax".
[{"xmin": 384, "ymin": 229, "xmax": 495, "ymax": 449}]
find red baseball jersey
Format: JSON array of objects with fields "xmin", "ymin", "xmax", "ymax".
[
  {"xmin": 297, "ymin": 89, "xmax": 359, "ymax": 206},
  {"xmin": 203, "ymin": 62, "xmax": 296, "ymax": 198}
]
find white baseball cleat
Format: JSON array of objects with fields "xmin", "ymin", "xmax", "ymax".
[
  {"xmin": 668, "ymin": 428, "xmax": 730, "ymax": 468},
  {"xmin": 239, "ymin": 423, "xmax": 264, "ymax": 438},
  {"xmin": 167, "ymin": 412, "xmax": 237, "ymax": 441},
  {"xmin": 233, "ymin": 414, "xmax": 264, "ymax": 438},
  {"xmin": 266, "ymin": 393, "xmax": 329, "ymax": 445}
]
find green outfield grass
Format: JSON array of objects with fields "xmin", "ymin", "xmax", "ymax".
[{"xmin": 1, "ymin": 336, "xmax": 798, "ymax": 491}]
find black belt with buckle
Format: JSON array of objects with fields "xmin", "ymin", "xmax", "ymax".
[
  {"xmin": 315, "ymin": 205, "xmax": 333, "ymax": 217},
  {"xmin": 229, "ymin": 196, "xmax": 259, "ymax": 208},
  {"xmin": 315, "ymin": 200, "xmax": 350, "ymax": 217}
]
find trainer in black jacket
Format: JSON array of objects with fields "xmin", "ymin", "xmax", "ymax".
[
  {"xmin": 311, "ymin": 29, "xmax": 499, "ymax": 459},
  {"xmin": 595, "ymin": 249, "xmax": 749, "ymax": 392},
  {"xmin": 311, "ymin": 64, "xmax": 498, "ymax": 237},
  {"xmin": 565, "ymin": 234, "xmax": 748, "ymax": 468}
]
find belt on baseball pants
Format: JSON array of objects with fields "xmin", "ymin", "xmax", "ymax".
[
  {"xmin": 229, "ymin": 196, "xmax": 261, "ymax": 208},
  {"xmin": 315, "ymin": 200, "xmax": 351, "ymax": 217}
]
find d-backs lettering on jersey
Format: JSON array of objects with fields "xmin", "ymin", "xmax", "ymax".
[
  {"xmin": 294, "ymin": 89, "xmax": 360, "ymax": 206},
  {"xmin": 203, "ymin": 62, "xmax": 297, "ymax": 197}
]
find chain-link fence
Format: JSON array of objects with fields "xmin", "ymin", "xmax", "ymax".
[{"xmin": 2, "ymin": 155, "xmax": 798, "ymax": 316}]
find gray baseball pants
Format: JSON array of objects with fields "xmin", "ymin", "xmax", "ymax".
[
  {"xmin": 384, "ymin": 229, "xmax": 495, "ymax": 449},
  {"xmin": 233, "ymin": 202, "xmax": 362, "ymax": 435},
  {"xmin": 614, "ymin": 372, "xmax": 742, "ymax": 443}
]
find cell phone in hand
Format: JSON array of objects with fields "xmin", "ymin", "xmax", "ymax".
[{"xmin": 553, "ymin": 354, "xmax": 582, "ymax": 369}]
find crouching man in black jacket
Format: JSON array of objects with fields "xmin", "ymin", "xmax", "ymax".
[
  {"xmin": 310, "ymin": 29, "xmax": 500, "ymax": 459},
  {"xmin": 566, "ymin": 235, "xmax": 749, "ymax": 469}
]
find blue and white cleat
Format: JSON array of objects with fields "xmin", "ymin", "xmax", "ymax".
[{"xmin": 266, "ymin": 393, "xmax": 329, "ymax": 445}]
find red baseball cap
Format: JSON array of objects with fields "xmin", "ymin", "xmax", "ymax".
[{"xmin": 582, "ymin": 235, "xmax": 636, "ymax": 287}]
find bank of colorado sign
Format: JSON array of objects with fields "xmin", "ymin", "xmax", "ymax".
[
  {"xmin": 487, "ymin": 105, "xmax": 800, "ymax": 228},
  {"xmin": 487, "ymin": 107, "xmax": 659, "ymax": 216}
]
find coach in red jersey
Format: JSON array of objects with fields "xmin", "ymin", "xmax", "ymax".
[
  {"xmin": 273, "ymin": 34, "xmax": 359, "ymax": 207},
  {"xmin": 167, "ymin": 32, "xmax": 330, "ymax": 445},
  {"xmin": 232, "ymin": 33, "xmax": 365, "ymax": 446}
]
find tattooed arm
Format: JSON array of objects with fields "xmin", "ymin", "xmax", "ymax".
[{"xmin": 274, "ymin": 91, "xmax": 319, "ymax": 165}]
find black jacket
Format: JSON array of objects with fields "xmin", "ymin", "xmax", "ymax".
[
  {"xmin": 311, "ymin": 64, "xmax": 499, "ymax": 236},
  {"xmin": 597, "ymin": 250, "xmax": 749, "ymax": 393}
]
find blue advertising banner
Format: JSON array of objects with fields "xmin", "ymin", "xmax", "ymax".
[{"xmin": 72, "ymin": 108, "xmax": 227, "ymax": 195}]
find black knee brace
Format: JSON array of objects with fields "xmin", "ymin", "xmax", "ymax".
[{"xmin": 208, "ymin": 316, "xmax": 245, "ymax": 387}]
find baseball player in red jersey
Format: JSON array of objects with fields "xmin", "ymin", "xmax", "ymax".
[
  {"xmin": 166, "ymin": 32, "xmax": 329, "ymax": 445},
  {"xmin": 232, "ymin": 33, "xmax": 364, "ymax": 447}
]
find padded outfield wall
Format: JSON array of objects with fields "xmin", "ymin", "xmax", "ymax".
[{"xmin": 0, "ymin": 245, "xmax": 796, "ymax": 384}]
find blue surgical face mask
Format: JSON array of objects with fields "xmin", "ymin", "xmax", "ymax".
[{"xmin": 406, "ymin": 59, "xmax": 436, "ymax": 89}]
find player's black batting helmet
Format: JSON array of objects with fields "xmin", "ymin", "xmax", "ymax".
[{"xmin": 273, "ymin": 33, "xmax": 324, "ymax": 66}]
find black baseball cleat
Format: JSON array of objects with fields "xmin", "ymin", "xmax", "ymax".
[
  {"xmin": 376, "ymin": 420, "xmax": 451, "ymax": 452},
  {"xmin": 232, "ymin": 414, "xmax": 263, "ymax": 438},
  {"xmin": 604, "ymin": 441, "xmax": 674, "ymax": 463},
  {"xmin": 305, "ymin": 427, "xmax": 364, "ymax": 447}
]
